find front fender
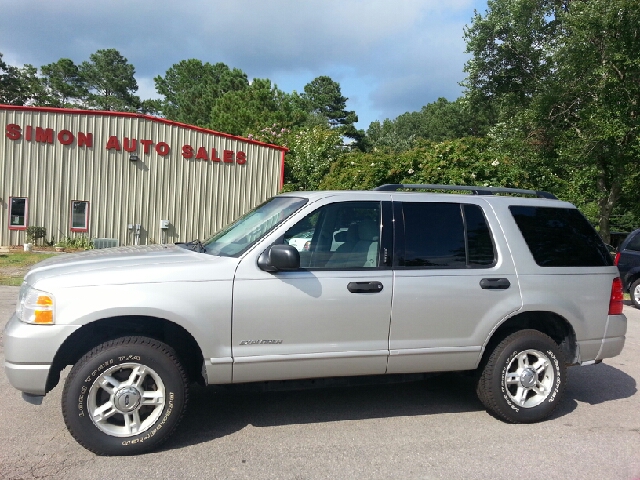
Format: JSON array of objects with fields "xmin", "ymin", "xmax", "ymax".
[{"xmin": 53, "ymin": 281, "xmax": 233, "ymax": 361}]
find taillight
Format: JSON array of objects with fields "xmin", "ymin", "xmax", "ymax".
[
  {"xmin": 614, "ymin": 252, "xmax": 620, "ymax": 266},
  {"xmin": 609, "ymin": 277, "xmax": 624, "ymax": 315}
]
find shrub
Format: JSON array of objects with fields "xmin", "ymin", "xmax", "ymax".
[{"xmin": 26, "ymin": 226, "xmax": 46, "ymax": 244}]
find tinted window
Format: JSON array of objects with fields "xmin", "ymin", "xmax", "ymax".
[
  {"xmin": 465, "ymin": 204, "xmax": 495, "ymax": 266},
  {"xmin": 399, "ymin": 203, "xmax": 496, "ymax": 268},
  {"xmin": 625, "ymin": 231, "xmax": 640, "ymax": 252},
  {"xmin": 509, "ymin": 206, "xmax": 612, "ymax": 267},
  {"xmin": 402, "ymin": 203, "xmax": 466, "ymax": 267}
]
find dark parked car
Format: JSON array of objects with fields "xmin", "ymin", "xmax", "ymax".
[{"xmin": 615, "ymin": 228, "xmax": 640, "ymax": 308}]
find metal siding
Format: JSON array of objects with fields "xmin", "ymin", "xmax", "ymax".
[{"xmin": 1, "ymin": 108, "xmax": 283, "ymax": 246}]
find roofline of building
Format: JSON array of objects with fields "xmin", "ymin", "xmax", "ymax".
[{"xmin": 0, "ymin": 104, "xmax": 289, "ymax": 153}]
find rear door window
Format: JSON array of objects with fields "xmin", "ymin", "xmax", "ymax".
[
  {"xmin": 509, "ymin": 206, "xmax": 612, "ymax": 267},
  {"xmin": 397, "ymin": 202, "xmax": 495, "ymax": 268}
]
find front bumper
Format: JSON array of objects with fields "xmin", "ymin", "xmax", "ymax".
[{"xmin": 3, "ymin": 313, "xmax": 79, "ymax": 396}]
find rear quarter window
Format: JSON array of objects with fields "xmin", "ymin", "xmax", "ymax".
[{"xmin": 509, "ymin": 206, "xmax": 612, "ymax": 267}]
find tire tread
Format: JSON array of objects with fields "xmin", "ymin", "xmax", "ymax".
[
  {"xmin": 61, "ymin": 336, "xmax": 188, "ymax": 455},
  {"xmin": 476, "ymin": 329, "xmax": 564, "ymax": 424}
]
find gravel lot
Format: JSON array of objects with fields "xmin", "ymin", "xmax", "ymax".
[{"xmin": 1, "ymin": 285, "xmax": 639, "ymax": 480}]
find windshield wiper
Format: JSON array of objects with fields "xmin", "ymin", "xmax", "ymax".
[{"xmin": 176, "ymin": 239, "xmax": 206, "ymax": 253}]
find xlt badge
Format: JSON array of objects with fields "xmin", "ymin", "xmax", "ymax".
[{"xmin": 239, "ymin": 339, "xmax": 283, "ymax": 345}]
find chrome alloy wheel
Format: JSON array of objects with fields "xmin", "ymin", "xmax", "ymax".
[
  {"xmin": 504, "ymin": 349, "xmax": 555, "ymax": 408},
  {"xmin": 87, "ymin": 363, "xmax": 165, "ymax": 437},
  {"xmin": 634, "ymin": 283, "xmax": 640, "ymax": 305}
]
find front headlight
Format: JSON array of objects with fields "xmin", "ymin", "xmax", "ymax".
[{"xmin": 16, "ymin": 284, "xmax": 55, "ymax": 325}]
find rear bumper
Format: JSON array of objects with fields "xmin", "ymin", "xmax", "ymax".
[{"xmin": 598, "ymin": 313, "xmax": 627, "ymax": 361}]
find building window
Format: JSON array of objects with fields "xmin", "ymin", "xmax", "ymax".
[
  {"xmin": 70, "ymin": 201, "xmax": 90, "ymax": 232},
  {"xmin": 9, "ymin": 197, "xmax": 28, "ymax": 230}
]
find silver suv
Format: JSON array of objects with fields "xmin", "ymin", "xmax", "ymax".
[{"xmin": 4, "ymin": 184, "xmax": 627, "ymax": 455}]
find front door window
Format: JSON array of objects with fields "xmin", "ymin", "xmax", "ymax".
[{"xmin": 284, "ymin": 201, "xmax": 382, "ymax": 269}]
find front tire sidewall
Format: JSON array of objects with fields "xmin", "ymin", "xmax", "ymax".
[
  {"xmin": 484, "ymin": 331, "xmax": 565, "ymax": 423},
  {"xmin": 62, "ymin": 338, "xmax": 186, "ymax": 456}
]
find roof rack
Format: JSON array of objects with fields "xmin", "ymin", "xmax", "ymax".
[{"xmin": 372, "ymin": 184, "xmax": 558, "ymax": 200}]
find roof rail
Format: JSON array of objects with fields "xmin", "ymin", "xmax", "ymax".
[{"xmin": 372, "ymin": 184, "xmax": 558, "ymax": 199}]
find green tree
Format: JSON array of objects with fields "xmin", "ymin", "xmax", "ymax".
[
  {"xmin": 0, "ymin": 52, "xmax": 24, "ymax": 104},
  {"xmin": 463, "ymin": 0, "xmax": 640, "ymax": 242},
  {"xmin": 540, "ymin": 0, "xmax": 640, "ymax": 242},
  {"xmin": 154, "ymin": 59, "xmax": 248, "ymax": 126},
  {"xmin": 283, "ymin": 126, "xmax": 345, "ymax": 191},
  {"xmin": 363, "ymin": 98, "xmax": 488, "ymax": 152},
  {"xmin": 0, "ymin": 53, "xmax": 44, "ymax": 105},
  {"xmin": 40, "ymin": 58, "xmax": 86, "ymax": 107},
  {"xmin": 79, "ymin": 49, "xmax": 140, "ymax": 111},
  {"xmin": 209, "ymin": 79, "xmax": 305, "ymax": 136},
  {"xmin": 17, "ymin": 64, "xmax": 47, "ymax": 106},
  {"xmin": 301, "ymin": 76, "xmax": 361, "ymax": 141},
  {"xmin": 462, "ymin": 0, "xmax": 567, "ymax": 123},
  {"xmin": 320, "ymin": 137, "xmax": 529, "ymax": 192}
]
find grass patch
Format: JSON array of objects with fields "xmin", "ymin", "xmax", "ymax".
[
  {"xmin": 0, "ymin": 252, "xmax": 56, "ymax": 286},
  {"xmin": 0, "ymin": 276, "xmax": 25, "ymax": 286},
  {"xmin": 0, "ymin": 252, "xmax": 55, "ymax": 268}
]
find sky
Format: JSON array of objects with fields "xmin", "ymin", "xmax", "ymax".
[{"xmin": 0, "ymin": 0, "xmax": 488, "ymax": 130}]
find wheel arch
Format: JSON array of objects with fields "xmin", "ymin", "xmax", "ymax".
[
  {"xmin": 480, "ymin": 311, "xmax": 578, "ymax": 369},
  {"xmin": 624, "ymin": 268, "xmax": 640, "ymax": 293},
  {"xmin": 46, "ymin": 316, "xmax": 205, "ymax": 394}
]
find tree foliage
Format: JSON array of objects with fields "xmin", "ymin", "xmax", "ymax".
[
  {"xmin": 363, "ymin": 98, "xmax": 488, "ymax": 153},
  {"xmin": 154, "ymin": 59, "xmax": 248, "ymax": 127},
  {"xmin": 79, "ymin": 49, "xmax": 140, "ymax": 111},
  {"xmin": 0, "ymin": 52, "xmax": 40, "ymax": 105},
  {"xmin": 250, "ymin": 123, "xmax": 345, "ymax": 192},
  {"xmin": 462, "ymin": 0, "xmax": 640, "ymax": 241},
  {"xmin": 321, "ymin": 137, "xmax": 537, "ymax": 191},
  {"xmin": 300, "ymin": 76, "xmax": 361, "ymax": 141},
  {"xmin": 209, "ymin": 79, "xmax": 302, "ymax": 136},
  {"xmin": 40, "ymin": 58, "xmax": 86, "ymax": 107},
  {"xmin": 462, "ymin": 0, "xmax": 568, "ymax": 123}
]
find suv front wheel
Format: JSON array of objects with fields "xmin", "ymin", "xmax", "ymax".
[
  {"xmin": 61, "ymin": 336, "xmax": 188, "ymax": 455},
  {"xmin": 477, "ymin": 329, "xmax": 565, "ymax": 423}
]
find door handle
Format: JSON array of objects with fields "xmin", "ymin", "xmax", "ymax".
[
  {"xmin": 347, "ymin": 281, "xmax": 384, "ymax": 293},
  {"xmin": 480, "ymin": 278, "xmax": 511, "ymax": 290}
]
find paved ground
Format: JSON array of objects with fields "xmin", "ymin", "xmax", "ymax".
[{"xmin": 1, "ymin": 285, "xmax": 639, "ymax": 480}]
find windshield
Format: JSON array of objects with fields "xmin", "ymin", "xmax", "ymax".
[{"xmin": 203, "ymin": 196, "xmax": 308, "ymax": 257}]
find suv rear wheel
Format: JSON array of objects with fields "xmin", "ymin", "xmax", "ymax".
[
  {"xmin": 61, "ymin": 336, "xmax": 188, "ymax": 455},
  {"xmin": 477, "ymin": 329, "xmax": 565, "ymax": 423}
]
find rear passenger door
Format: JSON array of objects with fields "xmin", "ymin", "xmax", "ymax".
[{"xmin": 387, "ymin": 199, "xmax": 522, "ymax": 374}]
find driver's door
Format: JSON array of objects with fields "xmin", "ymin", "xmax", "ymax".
[{"xmin": 231, "ymin": 199, "xmax": 393, "ymax": 383}]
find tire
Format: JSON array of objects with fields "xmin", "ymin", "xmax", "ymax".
[
  {"xmin": 476, "ymin": 329, "xmax": 565, "ymax": 423},
  {"xmin": 631, "ymin": 279, "xmax": 640, "ymax": 309},
  {"xmin": 61, "ymin": 336, "xmax": 188, "ymax": 455}
]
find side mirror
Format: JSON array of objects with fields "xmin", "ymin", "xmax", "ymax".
[{"xmin": 258, "ymin": 244, "xmax": 300, "ymax": 272}]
